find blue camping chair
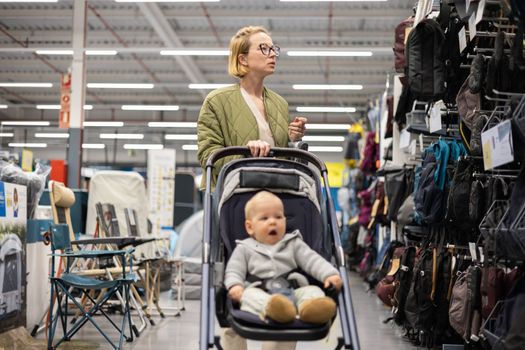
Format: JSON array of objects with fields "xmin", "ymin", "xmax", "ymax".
[{"xmin": 47, "ymin": 223, "xmax": 136, "ymax": 350}]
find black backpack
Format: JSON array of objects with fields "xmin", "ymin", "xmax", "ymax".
[
  {"xmin": 414, "ymin": 152, "xmax": 448, "ymax": 225},
  {"xmin": 405, "ymin": 18, "xmax": 446, "ymax": 101},
  {"xmin": 446, "ymin": 157, "xmax": 475, "ymax": 229},
  {"xmin": 392, "ymin": 246, "xmax": 417, "ymax": 326}
]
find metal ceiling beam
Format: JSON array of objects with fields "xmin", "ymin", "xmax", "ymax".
[{"xmin": 137, "ymin": 2, "xmax": 207, "ymax": 98}]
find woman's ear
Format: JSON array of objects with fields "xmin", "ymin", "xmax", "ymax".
[{"xmin": 238, "ymin": 54, "xmax": 248, "ymax": 67}]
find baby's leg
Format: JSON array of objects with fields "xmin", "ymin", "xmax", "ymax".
[
  {"xmin": 294, "ymin": 286, "xmax": 336, "ymax": 324},
  {"xmin": 241, "ymin": 287, "xmax": 296, "ymax": 323}
]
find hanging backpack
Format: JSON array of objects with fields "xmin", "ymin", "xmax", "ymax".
[{"xmin": 405, "ymin": 18, "xmax": 446, "ymax": 101}]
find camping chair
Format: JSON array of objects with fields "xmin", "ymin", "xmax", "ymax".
[{"xmin": 47, "ymin": 223, "xmax": 135, "ymax": 350}]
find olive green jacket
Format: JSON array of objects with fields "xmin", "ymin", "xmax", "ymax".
[{"xmin": 197, "ymin": 84, "xmax": 290, "ymax": 190}]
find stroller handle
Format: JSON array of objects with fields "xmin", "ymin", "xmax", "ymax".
[{"xmin": 205, "ymin": 146, "xmax": 328, "ymax": 173}]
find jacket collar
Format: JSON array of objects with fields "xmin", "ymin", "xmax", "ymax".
[{"xmin": 236, "ymin": 229, "xmax": 302, "ymax": 256}]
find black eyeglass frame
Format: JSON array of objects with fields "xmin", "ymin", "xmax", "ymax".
[{"xmin": 258, "ymin": 43, "xmax": 281, "ymax": 57}]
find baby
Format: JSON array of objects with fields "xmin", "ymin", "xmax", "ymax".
[{"xmin": 225, "ymin": 191, "xmax": 342, "ymax": 324}]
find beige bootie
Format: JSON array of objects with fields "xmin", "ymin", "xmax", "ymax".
[
  {"xmin": 298, "ymin": 297, "xmax": 336, "ymax": 324},
  {"xmin": 265, "ymin": 294, "xmax": 297, "ymax": 323}
]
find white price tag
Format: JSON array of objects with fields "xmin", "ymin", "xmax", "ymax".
[
  {"xmin": 459, "ymin": 27, "xmax": 468, "ymax": 53},
  {"xmin": 481, "ymin": 119, "xmax": 514, "ymax": 170},
  {"xmin": 430, "ymin": 101, "xmax": 444, "ymax": 133},
  {"xmin": 476, "ymin": 0, "xmax": 486, "ymax": 25},
  {"xmin": 469, "ymin": 12, "xmax": 477, "ymax": 39},
  {"xmin": 400, "ymin": 127, "xmax": 411, "ymax": 149}
]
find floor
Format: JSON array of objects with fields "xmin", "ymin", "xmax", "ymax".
[{"xmin": 40, "ymin": 272, "xmax": 417, "ymax": 350}]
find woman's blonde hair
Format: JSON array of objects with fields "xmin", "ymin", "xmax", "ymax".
[{"xmin": 228, "ymin": 26, "xmax": 270, "ymax": 79}]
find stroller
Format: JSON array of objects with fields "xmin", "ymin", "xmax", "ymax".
[{"xmin": 199, "ymin": 147, "xmax": 360, "ymax": 350}]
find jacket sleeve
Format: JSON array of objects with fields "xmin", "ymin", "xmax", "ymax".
[
  {"xmin": 224, "ymin": 245, "xmax": 249, "ymax": 290},
  {"xmin": 294, "ymin": 239, "xmax": 339, "ymax": 283}
]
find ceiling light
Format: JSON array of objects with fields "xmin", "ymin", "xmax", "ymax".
[
  {"xmin": 87, "ymin": 83, "xmax": 154, "ymax": 89},
  {"xmin": 117, "ymin": 0, "xmax": 219, "ymax": 2},
  {"xmin": 292, "ymin": 84, "xmax": 363, "ymax": 90},
  {"xmin": 0, "ymin": 105, "xmax": 7, "ymax": 109},
  {"xmin": 296, "ymin": 106, "xmax": 356, "ymax": 113},
  {"xmin": 306, "ymin": 124, "xmax": 350, "ymax": 130},
  {"xmin": 123, "ymin": 144, "xmax": 164, "ymax": 150},
  {"xmin": 0, "ymin": 82, "xmax": 53, "ymax": 88},
  {"xmin": 302, "ymin": 136, "xmax": 345, "ymax": 142},
  {"xmin": 188, "ymin": 83, "xmax": 233, "ymax": 89},
  {"xmin": 0, "ymin": 0, "xmax": 58, "ymax": 2},
  {"xmin": 35, "ymin": 132, "xmax": 69, "ymax": 138},
  {"xmin": 287, "ymin": 51, "xmax": 373, "ymax": 57},
  {"xmin": 308, "ymin": 146, "xmax": 344, "ymax": 152},
  {"xmin": 165, "ymin": 134, "xmax": 197, "ymax": 140},
  {"xmin": 160, "ymin": 49, "xmax": 229, "ymax": 56},
  {"xmin": 100, "ymin": 133, "xmax": 144, "ymax": 140},
  {"xmin": 0, "ymin": 133, "xmax": 14, "ymax": 137},
  {"xmin": 36, "ymin": 104, "xmax": 93, "ymax": 110},
  {"xmin": 281, "ymin": 0, "xmax": 386, "ymax": 2},
  {"xmin": 8, "ymin": 143, "xmax": 47, "ymax": 148},
  {"xmin": 82, "ymin": 143, "xmax": 106, "ymax": 149},
  {"xmin": 182, "ymin": 144, "xmax": 198, "ymax": 151},
  {"xmin": 121, "ymin": 105, "xmax": 179, "ymax": 111},
  {"xmin": 84, "ymin": 121, "xmax": 124, "ymax": 127},
  {"xmin": 86, "ymin": 50, "xmax": 118, "ymax": 55},
  {"xmin": 35, "ymin": 50, "xmax": 74, "ymax": 55},
  {"xmin": 1, "ymin": 121, "xmax": 51, "ymax": 126},
  {"xmin": 148, "ymin": 122, "xmax": 197, "ymax": 128}
]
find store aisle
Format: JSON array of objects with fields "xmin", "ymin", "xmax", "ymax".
[{"xmin": 42, "ymin": 271, "xmax": 416, "ymax": 349}]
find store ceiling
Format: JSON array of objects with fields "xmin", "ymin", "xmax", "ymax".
[{"xmin": 0, "ymin": 0, "xmax": 414, "ymax": 159}]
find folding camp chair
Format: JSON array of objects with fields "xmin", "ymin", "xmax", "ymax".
[{"xmin": 47, "ymin": 223, "xmax": 136, "ymax": 349}]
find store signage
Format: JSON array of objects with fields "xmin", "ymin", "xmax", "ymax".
[{"xmin": 59, "ymin": 73, "xmax": 71, "ymax": 129}]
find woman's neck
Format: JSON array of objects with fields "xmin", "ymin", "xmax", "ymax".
[{"xmin": 240, "ymin": 75, "xmax": 264, "ymax": 100}]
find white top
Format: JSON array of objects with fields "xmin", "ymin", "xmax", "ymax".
[{"xmin": 240, "ymin": 87, "xmax": 275, "ymax": 147}]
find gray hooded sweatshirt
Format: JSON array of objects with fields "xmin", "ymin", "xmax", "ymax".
[{"xmin": 224, "ymin": 230, "xmax": 339, "ymax": 290}]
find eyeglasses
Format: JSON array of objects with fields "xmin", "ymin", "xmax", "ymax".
[{"xmin": 258, "ymin": 44, "xmax": 281, "ymax": 57}]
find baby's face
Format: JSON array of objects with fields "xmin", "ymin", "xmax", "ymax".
[{"xmin": 245, "ymin": 197, "xmax": 286, "ymax": 245}]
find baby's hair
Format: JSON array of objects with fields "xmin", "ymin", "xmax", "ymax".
[{"xmin": 244, "ymin": 191, "xmax": 282, "ymax": 219}]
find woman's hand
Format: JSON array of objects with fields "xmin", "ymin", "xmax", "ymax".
[
  {"xmin": 288, "ymin": 117, "xmax": 307, "ymax": 142},
  {"xmin": 247, "ymin": 140, "xmax": 271, "ymax": 157},
  {"xmin": 228, "ymin": 285, "xmax": 244, "ymax": 303},
  {"xmin": 324, "ymin": 274, "xmax": 343, "ymax": 291}
]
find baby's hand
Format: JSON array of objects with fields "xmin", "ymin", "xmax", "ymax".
[
  {"xmin": 324, "ymin": 275, "xmax": 342, "ymax": 292},
  {"xmin": 228, "ymin": 285, "xmax": 244, "ymax": 303}
]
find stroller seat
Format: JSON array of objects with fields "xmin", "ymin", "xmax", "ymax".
[{"xmin": 199, "ymin": 147, "xmax": 360, "ymax": 350}]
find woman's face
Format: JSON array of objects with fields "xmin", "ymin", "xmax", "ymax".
[{"xmin": 241, "ymin": 32, "xmax": 278, "ymax": 78}]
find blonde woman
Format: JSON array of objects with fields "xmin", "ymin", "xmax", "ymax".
[{"xmin": 197, "ymin": 26, "xmax": 307, "ymax": 190}]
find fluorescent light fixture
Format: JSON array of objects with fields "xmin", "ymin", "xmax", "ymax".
[
  {"xmin": 0, "ymin": 0, "xmax": 58, "ymax": 2},
  {"xmin": 293, "ymin": 84, "xmax": 363, "ymax": 90},
  {"xmin": 287, "ymin": 51, "xmax": 373, "ymax": 57},
  {"xmin": 306, "ymin": 123, "xmax": 351, "ymax": 130},
  {"xmin": 82, "ymin": 143, "xmax": 106, "ymax": 149},
  {"xmin": 123, "ymin": 144, "xmax": 164, "ymax": 150},
  {"xmin": 296, "ymin": 106, "xmax": 356, "ymax": 113},
  {"xmin": 35, "ymin": 132, "xmax": 69, "ymax": 138},
  {"xmin": 1, "ymin": 121, "xmax": 51, "ymax": 126},
  {"xmin": 0, "ymin": 105, "xmax": 7, "ymax": 109},
  {"xmin": 0, "ymin": 133, "xmax": 14, "ymax": 137},
  {"xmin": 281, "ymin": 0, "xmax": 386, "ymax": 2},
  {"xmin": 182, "ymin": 144, "xmax": 198, "ymax": 151},
  {"xmin": 148, "ymin": 122, "xmax": 197, "ymax": 128},
  {"xmin": 165, "ymin": 134, "xmax": 198, "ymax": 140},
  {"xmin": 100, "ymin": 133, "xmax": 144, "ymax": 140},
  {"xmin": 121, "ymin": 105, "xmax": 179, "ymax": 111},
  {"xmin": 35, "ymin": 50, "xmax": 73, "ymax": 55},
  {"xmin": 8, "ymin": 142, "xmax": 47, "ymax": 148},
  {"xmin": 116, "ymin": 0, "xmax": 219, "ymax": 2},
  {"xmin": 160, "ymin": 49, "xmax": 229, "ymax": 56},
  {"xmin": 302, "ymin": 135, "xmax": 345, "ymax": 142},
  {"xmin": 188, "ymin": 83, "xmax": 233, "ymax": 89},
  {"xmin": 87, "ymin": 83, "xmax": 154, "ymax": 89},
  {"xmin": 84, "ymin": 121, "xmax": 124, "ymax": 127},
  {"xmin": 36, "ymin": 104, "xmax": 93, "ymax": 110},
  {"xmin": 86, "ymin": 50, "xmax": 118, "ymax": 55},
  {"xmin": 0, "ymin": 82, "xmax": 53, "ymax": 88},
  {"xmin": 308, "ymin": 146, "xmax": 344, "ymax": 152}
]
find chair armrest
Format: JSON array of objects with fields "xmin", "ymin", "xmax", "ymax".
[{"xmin": 52, "ymin": 248, "xmax": 135, "ymax": 258}]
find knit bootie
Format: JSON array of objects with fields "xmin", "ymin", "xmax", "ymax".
[
  {"xmin": 265, "ymin": 294, "xmax": 297, "ymax": 323},
  {"xmin": 298, "ymin": 297, "xmax": 336, "ymax": 324}
]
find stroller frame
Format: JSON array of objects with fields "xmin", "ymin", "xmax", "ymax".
[{"xmin": 199, "ymin": 147, "xmax": 360, "ymax": 350}]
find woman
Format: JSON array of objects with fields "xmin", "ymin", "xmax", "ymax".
[
  {"xmin": 197, "ymin": 25, "xmax": 307, "ymax": 190},
  {"xmin": 197, "ymin": 26, "xmax": 306, "ymax": 350}
]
